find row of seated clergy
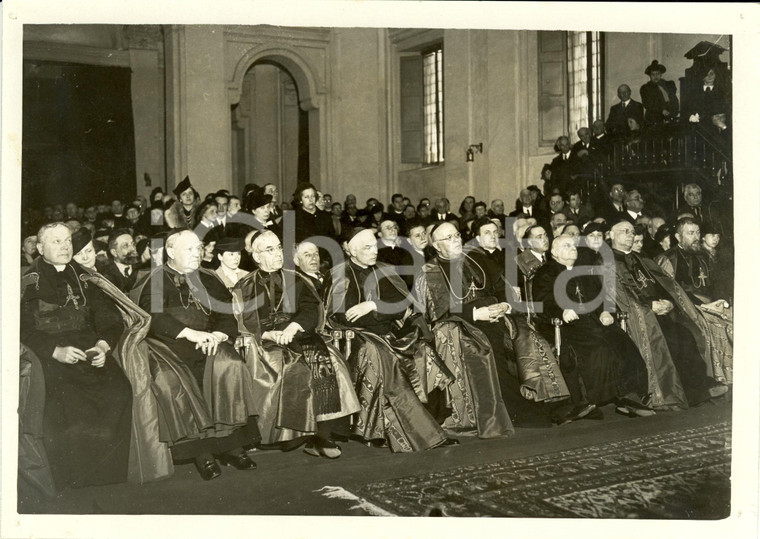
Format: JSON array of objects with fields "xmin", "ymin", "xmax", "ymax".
[
  {"xmin": 414, "ymin": 221, "xmax": 567, "ymax": 429},
  {"xmin": 515, "ymin": 220, "xmax": 730, "ymax": 411},
  {"xmin": 607, "ymin": 220, "xmax": 729, "ymax": 407}
]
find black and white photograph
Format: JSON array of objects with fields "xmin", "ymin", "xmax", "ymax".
[{"xmin": 1, "ymin": 1, "xmax": 758, "ymax": 538}]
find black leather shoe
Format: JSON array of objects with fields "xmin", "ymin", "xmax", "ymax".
[
  {"xmin": 218, "ymin": 452, "xmax": 258, "ymax": 471},
  {"xmin": 195, "ymin": 458, "xmax": 222, "ymax": 481},
  {"xmin": 567, "ymin": 403, "xmax": 596, "ymax": 422}
]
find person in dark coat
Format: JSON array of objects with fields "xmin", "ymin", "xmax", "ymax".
[
  {"xmin": 20, "ymin": 223, "xmax": 133, "ymax": 490},
  {"xmin": 605, "ymin": 84, "xmax": 645, "ymax": 138},
  {"xmin": 640, "ymin": 60, "xmax": 679, "ymax": 125}
]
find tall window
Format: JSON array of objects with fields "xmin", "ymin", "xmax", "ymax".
[
  {"xmin": 400, "ymin": 44, "xmax": 444, "ymax": 165},
  {"xmin": 567, "ymin": 31, "xmax": 603, "ymax": 134},
  {"xmin": 423, "ymin": 47, "xmax": 444, "ymax": 164}
]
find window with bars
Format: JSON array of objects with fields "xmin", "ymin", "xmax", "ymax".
[
  {"xmin": 423, "ymin": 48, "xmax": 444, "ymax": 164},
  {"xmin": 567, "ymin": 31, "xmax": 603, "ymax": 134},
  {"xmin": 400, "ymin": 45, "xmax": 444, "ymax": 165}
]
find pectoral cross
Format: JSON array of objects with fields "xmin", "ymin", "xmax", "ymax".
[
  {"xmin": 634, "ymin": 269, "xmax": 654, "ymax": 290},
  {"xmin": 697, "ymin": 267, "xmax": 707, "ymax": 288},
  {"xmin": 575, "ymin": 283, "xmax": 584, "ymax": 304},
  {"xmin": 63, "ymin": 283, "xmax": 81, "ymax": 309}
]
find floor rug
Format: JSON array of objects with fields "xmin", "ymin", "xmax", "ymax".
[{"xmin": 348, "ymin": 421, "xmax": 732, "ymax": 518}]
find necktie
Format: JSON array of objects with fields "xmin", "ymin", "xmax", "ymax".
[
  {"xmin": 705, "ymin": 86, "xmax": 713, "ymax": 93},
  {"xmin": 694, "ymin": 207, "xmax": 701, "ymax": 219},
  {"xmin": 124, "ymin": 266, "xmax": 131, "ymax": 278}
]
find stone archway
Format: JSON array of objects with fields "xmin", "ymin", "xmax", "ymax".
[{"xmin": 228, "ymin": 43, "xmax": 328, "ymax": 197}]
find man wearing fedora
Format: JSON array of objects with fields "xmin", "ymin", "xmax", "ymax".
[{"xmin": 640, "ymin": 60, "xmax": 679, "ymax": 126}]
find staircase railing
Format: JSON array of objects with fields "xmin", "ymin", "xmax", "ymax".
[{"xmin": 602, "ymin": 124, "xmax": 732, "ymax": 189}]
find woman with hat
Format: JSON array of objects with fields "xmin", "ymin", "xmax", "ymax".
[
  {"xmin": 214, "ymin": 236, "xmax": 249, "ymax": 290},
  {"xmin": 246, "ymin": 189, "xmax": 282, "ymax": 238},
  {"xmin": 72, "ymin": 228, "xmax": 98, "ymax": 271},
  {"xmin": 165, "ymin": 176, "xmax": 200, "ymax": 229},
  {"xmin": 640, "ymin": 60, "xmax": 679, "ymax": 126}
]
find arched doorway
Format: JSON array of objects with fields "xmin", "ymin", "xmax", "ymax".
[{"xmin": 231, "ymin": 61, "xmax": 310, "ymax": 205}]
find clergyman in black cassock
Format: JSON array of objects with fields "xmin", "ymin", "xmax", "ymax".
[{"xmin": 20, "ymin": 223, "xmax": 133, "ymax": 490}]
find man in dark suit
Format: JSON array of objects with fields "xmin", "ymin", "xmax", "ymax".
[
  {"xmin": 560, "ymin": 190, "xmax": 595, "ymax": 228},
  {"xmin": 549, "ymin": 136, "xmax": 581, "ymax": 194},
  {"xmin": 640, "ymin": 60, "xmax": 679, "ymax": 126},
  {"xmin": 622, "ymin": 189, "xmax": 646, "ymax": 224},
  {"xmin": 591, "ymin": 119, "xmax": 612, "ymax": 157},
  {"xmin": 595, "ymin": 183, "xmax": 628, "ymax": 225},
  {"xmin": 509, "ymin": 188, "xmax": 547, "ymax": 223},
  {"xmin": 432, "ymin": 198, "xmax": 457, "ymax": 222},
  {"xmin": 97, "ymin": 228, "xmax": 139, "ymax": 292},
  {"xmin": 605, "ymin": 84, "xmax": 645, "ymax": 138}
]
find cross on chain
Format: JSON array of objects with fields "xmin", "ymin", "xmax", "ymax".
[{"xmin": 63, "ymin": 283, "xmax": 81, "ymax": 309}]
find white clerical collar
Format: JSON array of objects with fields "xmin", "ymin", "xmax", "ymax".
[
  {"xmin": 53, "ymin": 263, "xmax": 67, "ymax": 272},
  {"xmin": 351, "ymin": 259, "xmax": 368, "ymax": 269},
  {"xmin": 564, "ymin": 264, "xmax": 574, "ymax": 270}
]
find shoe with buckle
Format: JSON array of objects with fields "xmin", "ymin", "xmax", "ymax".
[
  {"xmin": 218, "ymin": 452, "xmax": 258, "ymax": 470},
  {"xmin": 194, "ymin": 458, "xmax": 222, "ymax": 481}
]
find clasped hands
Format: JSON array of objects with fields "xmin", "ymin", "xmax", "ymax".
[
  {"xmin": 473, "ymin": 302, "xmax": 511, "ymax": 322},
  {"xmin": 262, "ymin": 322, "xmax": 303, "ymax": 346},
  {"xmin": 52, "ymin": 340, "xmax": 109, "ymax": 367},
  {"xmin": 651, "ymin": 299, "xmax": 674, "ymax": 316},
  {"xmin": 179, "ymin": 328, "xmax": 229, "ymax": 355}
]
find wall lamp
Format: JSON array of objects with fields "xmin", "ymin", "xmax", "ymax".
[{"xmin": 466, "ymin": 143, "xmax": 483, "ymax": 162}]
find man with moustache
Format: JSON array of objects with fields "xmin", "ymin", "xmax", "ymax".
[
  {"xmin": 235, "ymin": 231, "xmax": 359, "ymax": 458},
  {"xmin": 20, "ymin": 223, "xmax": 133, "ymax": 490},
  {"xmin": 326, "ymin": 228, "xmax": 452, "ymax": 452},
  {"xmin": 133, "ymin": 230, "xmax": 260, "ymax": 480},
  {"xmin": 98, "ymin": 229, "xmax": 140, "ymax": 292},
  {"xmin": 608, "ymin": 221, "xmax": 728, "ymax": 409}
]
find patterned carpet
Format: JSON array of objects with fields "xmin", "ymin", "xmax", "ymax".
[{"xmin": 350, "ymin": 422, "xmax": 732, "ymax": 518}]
